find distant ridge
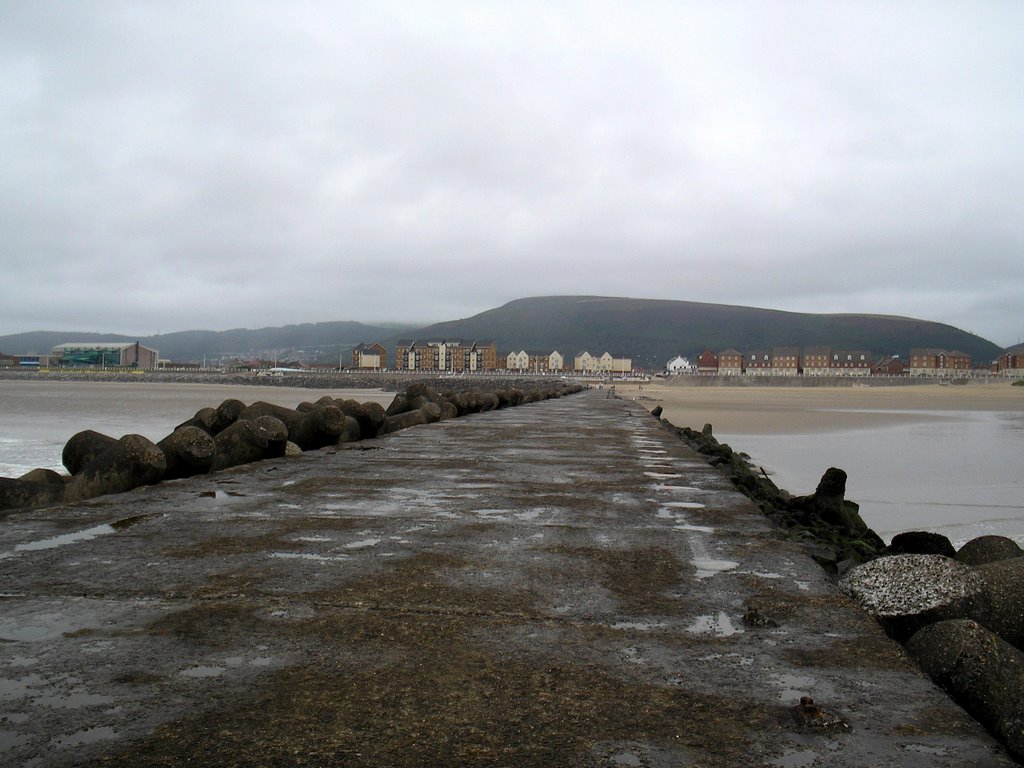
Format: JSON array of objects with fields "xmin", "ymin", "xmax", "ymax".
[
  {"xmin": 0, "ymin": 297, "xmax": 1005, "ymax": 368},
  {"xmin": 408, "ymin": 296, "xmax": 1004, "ymax": 369},
  {"xmin": 0, "ymin": 321, "xmax": 412, "ymax": 363}
]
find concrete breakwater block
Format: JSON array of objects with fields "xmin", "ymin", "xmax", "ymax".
[
  {"xmin": 64, "ymin": 434, "xmax": 167, "ymax": 503},
  {"xmin": 62, "ymin": 429, "xmax": 118, "ymax": 475},
  {"xmin": 157, "ymin": 425, "xmax": 217, "ymax": 480},
  {"xmin": 958, "ymin": 536, "xmax": 1024, "ymax": 567},
  {"xmin": 839, "ymin": 554, "xmax": 986, "ymax": 642},
  {"xmin": 209, "ymin": 416, "xmax": 289, "ymax": 472},
  {"xmin": 907, "ymin": 619, "xmax": 1024, "ymax": 760},
  {"xmin": 239, "ymin": 401, "xmax": 347, "ymax": 451},
  {"xmin": 0, "ymin": 476, "xmax": 65, "ymax": 511},
  {"xmin": 976, "ymin": 557, "xmax": 1024, "ymax": 651}
]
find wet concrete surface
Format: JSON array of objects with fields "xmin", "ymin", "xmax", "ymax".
[{"xmin": 0, "ymin": 391, "xmax": 1015, "ymax": 766}]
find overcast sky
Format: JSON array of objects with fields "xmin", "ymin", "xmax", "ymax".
[{"xmin": 1, "ymin": 2, "xmax": 1021, "ymax": 346}]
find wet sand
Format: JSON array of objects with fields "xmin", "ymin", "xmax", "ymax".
[{"xmin": 625, "ymin": 380, "xmax": 1024, "ymax": 435}]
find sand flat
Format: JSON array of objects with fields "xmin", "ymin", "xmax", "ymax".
[{"xmin": 627, "ymin": 380, "xmax": 1023, "ymax": 435}]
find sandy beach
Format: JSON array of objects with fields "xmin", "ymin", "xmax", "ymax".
[{"xmin": 624, "ymin": 380, "xmax": 1024, "ymax": 435}]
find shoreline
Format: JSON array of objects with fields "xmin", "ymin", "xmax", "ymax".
[{"xmin": 626, "ymin": 379, "xmax": 1022, "ymax": 435}]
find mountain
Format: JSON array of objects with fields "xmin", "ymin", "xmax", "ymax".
[
  {"xmin": 408, "ymin": 296, "xmax": 1004, "ymax": 369},
  {"xmin": 1, "ymin": 297, "xmax": 1005, "ymax": 368},
  {"xmin": 0, "ymin": 322, "xmax": 413, "ymax": 364}
]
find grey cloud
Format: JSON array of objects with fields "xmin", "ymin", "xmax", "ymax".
[{"xmin": 0, "ymin": 2, "xmax": 1021, "ymax": 345}]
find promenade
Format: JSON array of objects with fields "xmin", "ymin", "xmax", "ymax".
[{"xmin": 0, "ymin": 390, "xmax": 1014, "ymax": 766}]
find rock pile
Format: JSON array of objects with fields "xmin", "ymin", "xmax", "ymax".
[
  {"xmin": 0, "ymin": 381, "xmax": 582, "ymax": 513},
  {"xmin": 839, "ymin": 538, "xmax": 1024, "ymax": 759},
  {"xmin": 657, "ymin": 419, "xmax": 886, "ymax": 573}
]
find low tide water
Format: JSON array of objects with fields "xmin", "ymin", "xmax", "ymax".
[
  {"xmin": 720, "ymin": 408, "xmax": 1024, "ymax": 547},
  {"xmin": 0, "ymin": 380, "xmax": 393, "ymax": 477}
]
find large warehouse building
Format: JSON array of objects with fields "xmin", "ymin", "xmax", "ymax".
[{"xmin": 51, "ymin": 342, "xmax": 159, "ymax": 370}]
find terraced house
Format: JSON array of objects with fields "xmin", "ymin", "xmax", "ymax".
[
  {"xmin": 573, "ymin": 351, "xmax": 632, "ymax": 373},
  {"xmin": 395, "ymin": 340, "xmax": 498, "ymax": 372},
  {"xmin": 506, "ymin": 350, "xmax": 565, "ymax": 372},
  {"xmin": 830, "ymin": 350, "xmax": 872, "ymax": 376},
  {"xmin": 909, "ymin": 348, "xmax": 972, "ymax": 376},
  {"xmin": 351, "ymin": 343, "xmax": 387, "ymax": 370}
]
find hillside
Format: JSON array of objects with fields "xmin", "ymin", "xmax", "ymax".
[
  {"xmin": 1, "ymin": 297, "xmax": 1005, "ymax": 369},
  {"xmin": 409, "ymin": 296, "xmax": 1004, "ymax": 369},
  {"xmin": 0, "ymin": 321, "xmax": 411, "ymax": 364}
]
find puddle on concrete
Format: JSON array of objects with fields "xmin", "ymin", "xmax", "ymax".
[
  {"xmin": 8, "ymin": 513, "xmax": 161, "ymax": 556},
  {"xmin": 270, "ymin": 552, "xmax": 348, "ymax": 562},
  {"xmin": 0, "ymin": 673, "xmax": 43, "ymax": 699},
  {"xmin": 693, "ymin": 558, "xmax": 740, "ymax": 579},
  {"xmin": 0, "ymin": 614, "xmax": 94, "ymax": 643},
  {"xmin": 742, "ymin": 571, "xmax": 783, "ymax": 579},
  {"xmin": 643, "ymin": 472, "xmax": 681, "ymax": 479},
  {"xmin": 674, "ymin": 524, "xmax": 716, "ymax": 534},
  {"xmin": 770, "ymin": 748, "xmax": 817, "ymax": 767},
  {"xmin": 636, "ymin": 449, "xmax": 667, "ymax": 455},
  {"xmin": 294, "ymin": 535, "xmax": 332, "ymax": 543},
  {"xmin": 344, "ymin": 538, "xmax": 381, "ymax": 550},
  {"xmin": 200, "ymin": 490, "xmax": 247, "ymax": 501},
  {"xmin": 4, "ymin": 656, "xmax": 38, "ymax": 668},
  {"xmin": 771, "ymin": 672, "xmax": 816, "ymax": 702},
  {"xmin": 180, "ymin": 666, "xmax": 227, "ymax": 679},
  {"xmin": 51, "ymin": 726, "xmax": 118, "ymax": 748},
  {"xmin": 0, "ymin": 729, "xmax": 30, "ymax": 750},
  {"xmin": 686, "ymin": 612, "xmax": 742, "ymax": 637}
]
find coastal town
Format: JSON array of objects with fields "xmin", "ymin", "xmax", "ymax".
[{"xmin": 1, "ymin": 339, "xmax": 1022, "ymax": 378}]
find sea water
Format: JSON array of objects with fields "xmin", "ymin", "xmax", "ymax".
[
  {"xmin": 720, "ymin": 408, "xmax": 1024, "ymax": 546},
  {"xmin": 0, "ymin": 380, "xmax": 392, "ymax": 477}
]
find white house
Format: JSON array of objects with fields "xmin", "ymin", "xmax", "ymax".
[{"xmin": 665, "ymin": 355, "xmax": 694, "ymax": 374}]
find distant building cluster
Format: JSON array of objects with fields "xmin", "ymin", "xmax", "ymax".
[
  {"xmin": 0, "ymin": 342, "xmax": 160, "ymax": 370},
  {"xmin": 352, "ymin": 340, "xmax": 633, "ymax": 374},
  {"xmin": 1, "ymin": 339, "xmax": 1020, "ymax": 379},
  {"xmin": 664, "ymin": 346, "xmax": 1004, "ymax": 377}
]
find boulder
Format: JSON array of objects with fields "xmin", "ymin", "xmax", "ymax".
[
  {"xmin": 976, "ymin": 557, "xmax": 1024, "ymax": 651},
  {"xmin": 839, "ymin": 554, "xmax": 986, "ymax": 641},
  {"xmin": 19, "ymin": 468, "xmax": 66, "ymax": 487},
  {"xmin": 238, "ymin": 402, "xmax": 346, "ymax": 451},
  {"xmin": 383, "ymin": 408, "xmax": 428, "ymax": 434},
  {"xmin": 789, "ymin": 467, "xmax": 881, "ymax": 545},
  {"xmin": 0, "ymin": 476, "xmax": 65, "ymax": 511},
  {"xmin": 888, "ymin": 531, "xmax": 957, "ymax": 558},
  {"xmin": 210, "ymin": 416, "xmax": 289, "ymax": 472},
  {"xmin": 64, "ymin": 434, "xmax": 167, "ymax": 503},
  {"xmin": 157, "ymin": 426, "xmax": 216, "ymax": 480},
  {"xmin": 958, "ymin": 536, "xmax": 1024, "ymax": 567},
  {"xmin": 211, "ymin": 398, "xmax": 246, "ymax": 435},
  {"xmin": 385, "ymin": 392, "xmax": 412, "ymax": 417},
  {"xmin": 62, "ymin": 429, "xmax": 118, "ymax": 475},
  {"xmin": 336, "ymin": 416, "xmax": 361, "ymax": 444},
  {"xmin": 175, "ymin": 406, "xmax": 217, "ymax": 434},
  {"xmin": 907, "ymin": 619, "xmax": 1024, "ymax": 759},
  {"xmin": 336, "ymin": 399, "xmax": 386, "ymax": 439}
]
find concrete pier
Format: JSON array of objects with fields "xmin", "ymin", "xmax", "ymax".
[{"xmin": 0, "ymin": 391, "xmax": 1014, "ymax": 766}]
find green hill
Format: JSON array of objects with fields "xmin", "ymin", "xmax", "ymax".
[
  {"xmin": 1, "ymin": 297, "xmax": 1005, "ymax": 369},
  {"xmin": 407, "ymin": 296, "xmax": 1003, "ymax": 369},
  {"xmin": 0, "ymin": 322, "xmax": 412, "ymax": 364}
]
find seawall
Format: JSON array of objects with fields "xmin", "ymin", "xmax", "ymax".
[{"xmin": 0, "ymin": 390, "xmax": 1014, "ymax": 766}]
